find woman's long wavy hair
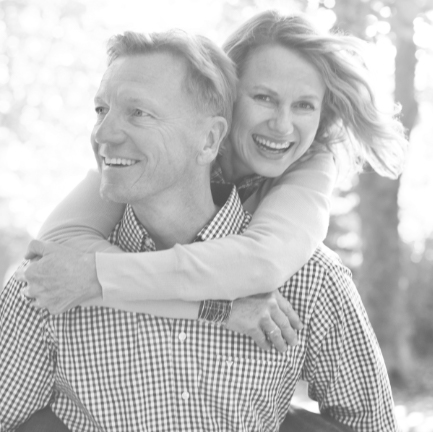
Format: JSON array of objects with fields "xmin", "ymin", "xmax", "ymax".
[{"xmin": 223, "ymin": 10, "xmax": 408, "ymax": 178}]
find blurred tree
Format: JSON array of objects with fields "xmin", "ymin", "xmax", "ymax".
[
  {"xmin": 216, "ymin": 0, "xmax": 308, "ymax": 41},
  {"xmin": 328, "ymin": 0, "xmax": 431, "ymax": 383},
  {"xmin": 0, "ymin": 0, "xmax": 102, "ymax": 284}
]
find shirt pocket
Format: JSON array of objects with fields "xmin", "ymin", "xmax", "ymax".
[{"xmin": 198, "ymin": 353, "xmax": 288, "ymax": 431}]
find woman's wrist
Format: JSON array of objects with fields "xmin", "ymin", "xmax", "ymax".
[{"xmin": 198, "ymin": 300, "xmax": 233, "ymax": 325}]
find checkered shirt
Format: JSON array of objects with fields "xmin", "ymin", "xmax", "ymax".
[
  {"xmin": 211, "ymin": 160, "xmax": 264, "ymax": 202},
  {"xmin": 1, "ymin": 184, "xmax": 398, "ymax": 432}
]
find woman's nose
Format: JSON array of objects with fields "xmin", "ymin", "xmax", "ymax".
[{"xmin": 268, "ymin": 107, "xmax": 294, "ymax": 136}]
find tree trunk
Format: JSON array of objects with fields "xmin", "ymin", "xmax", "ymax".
[
  {"xmin": 330, "ymin": 0, "xmax": 418, "ymax": 384},
  {"xmin": 357, "ymin": 0, "xmax": 418, "ymax": 383}
]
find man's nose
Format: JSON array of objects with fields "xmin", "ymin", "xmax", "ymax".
[
  {"xmin": 93, "ymin": 111, "xmax": 125, "ymax": 146},
  {"xmin": 268, "ymin": 107, "xmax": 294, "ymax": 136}
]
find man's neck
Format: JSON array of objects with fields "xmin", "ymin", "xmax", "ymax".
[{"xmin": 131, "ymin": 183, "xmax": 219, "ymax": 250}]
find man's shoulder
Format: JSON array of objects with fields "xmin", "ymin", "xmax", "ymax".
[
  {"xmin": 288, "ymin": 244, "xmax": 353, "ymax": 289},
  {"xmin": 309, "ymin": 244, "xmax": 351, "ymax": 276},
  {"xmin": 281, "ymin": 245, "xmax": 358, "ymax": 331}
]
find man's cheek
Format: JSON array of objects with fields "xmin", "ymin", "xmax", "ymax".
[{"xmin": 90, "ymin": 135, "xmax": 103, "ymax": 170}]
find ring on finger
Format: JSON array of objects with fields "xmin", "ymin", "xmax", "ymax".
[{"xmin": 267, "ymin": 328, "xmax": 280, "ymax": 337}]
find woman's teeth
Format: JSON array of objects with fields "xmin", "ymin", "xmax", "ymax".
[
  {"xmin": 253, "ymin": 135, "xmax": 292, "ymax": 151},
  {"xmin": 104, "ymin": 157, "xmax": 138, "ymax": 167}
]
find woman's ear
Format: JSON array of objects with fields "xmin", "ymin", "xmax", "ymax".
[{"xmin": 197, "ymin": 116, "xmax": 228, "ymax": 166}]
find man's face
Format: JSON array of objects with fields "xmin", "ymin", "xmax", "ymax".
[{"xmin": 92, "ymin": 52, "xmax": 209, "ymax": 204}]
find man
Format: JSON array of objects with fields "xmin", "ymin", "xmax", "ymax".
[{"xmin": 1, "ymin": 30, "xmax": 397, "ymax": 432}]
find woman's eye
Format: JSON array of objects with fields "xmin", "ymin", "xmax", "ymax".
[
  {"xmin": 297, "ymin": 101, "xmax": 315, "ymax": 110},
  {"xmin": 254, "ymin": 94, "xmax": 273, "ymax": 103}
]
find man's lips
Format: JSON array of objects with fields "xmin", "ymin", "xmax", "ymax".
[{"xmin": 102, "ymin": 156, "xmax": 139, "ymax": 167}]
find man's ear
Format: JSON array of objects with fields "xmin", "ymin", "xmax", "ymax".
[{"xmin": 197, "ymin": 116, "xmax": 228, "ymax": 166}]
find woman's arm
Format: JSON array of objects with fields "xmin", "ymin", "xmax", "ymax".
[
  {"xmin": 37, "ymin": 151, "xmax": 335, "ymax": 304},
  {"xmin": 98, "ymin": 150, "xmax": 336, "ymax": 302}
]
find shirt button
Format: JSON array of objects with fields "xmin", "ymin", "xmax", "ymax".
[
  {"xmin": 181, "ymin": 391, "xmax": 189, "ymax": 400},
  {"xmin": 178, "ymin": 332, "xmax": 187, "ymax": 342}
]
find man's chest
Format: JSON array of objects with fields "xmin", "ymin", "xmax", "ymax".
[{"xmin": 50, "ymin": 308, "xmax": 305, "ymax": 431}]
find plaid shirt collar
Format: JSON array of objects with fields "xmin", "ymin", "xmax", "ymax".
[
  {"xmin": 113, "ymin": 183, "xmax": 248, "ymax": 253},
  {"xmin": 211, "ymin": 160, "xmax": 264, "ymax": 202}
]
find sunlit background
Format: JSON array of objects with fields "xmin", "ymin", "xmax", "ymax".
[{"xmin": 1, "ymin": 0, "xmax": 433, "ymax": 430}]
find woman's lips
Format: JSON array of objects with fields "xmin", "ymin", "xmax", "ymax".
[{"xmin": 252, "ymin": 134, "xmax": 294, "ymax": 153}]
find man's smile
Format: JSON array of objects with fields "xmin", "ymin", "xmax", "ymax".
[{"xmin": 103, "ymin": 156, "xmax": 139, "ymax": 167}]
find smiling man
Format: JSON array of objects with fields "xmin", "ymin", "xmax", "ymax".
[{"xmin": 1, "ymin": 29, "xmax": 396, "ymax": 432}]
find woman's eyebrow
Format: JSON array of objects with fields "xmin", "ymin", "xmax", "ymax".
[
  {"xmin": 251, "ymin": 85, "xmax": 322, "ymax": 102},
  {"xmin": 297, "ymin": 94, "xmax": 322, "ymax": 102},
  {"xmin": 251, "ymin": 85, "xmax": 279, "ymax": 97}
]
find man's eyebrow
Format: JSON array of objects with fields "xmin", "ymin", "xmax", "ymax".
[
  {"xmin": 93, "ymin": 95, "xmax": 156, "ymax": 106},
  {"xmin": 123, "ymin": 96, "xmax": 158, "ymax": 107}
]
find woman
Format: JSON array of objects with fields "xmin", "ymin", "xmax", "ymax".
[{"xmin": 29, "ymin": 11, "xmax": 407, "ymax": 351}]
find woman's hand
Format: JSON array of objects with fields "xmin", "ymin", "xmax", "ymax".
[
  {"xmin": 15, "ymin": 239, "xmax": 102, "ymax": 314},
  {"xmin": 225, "ymin": 291, "xmax": 303, "ymax": 353}
]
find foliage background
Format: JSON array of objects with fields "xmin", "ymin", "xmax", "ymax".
[{"xmin": 1, "ymin": 0, "xmax": 433, "ymax": 430}]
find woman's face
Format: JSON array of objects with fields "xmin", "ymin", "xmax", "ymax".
[{"xmin": 227, "ymin": 44, "xmax": 326, "ymax": 180}]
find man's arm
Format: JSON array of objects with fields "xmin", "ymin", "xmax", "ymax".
[
  {"xmin": 0, "ymin": 265, "xmax": 55, "ymax": 431},
  {"xmin": 302, "ymin": 256, "xmax": 398, "ymax": 432}
]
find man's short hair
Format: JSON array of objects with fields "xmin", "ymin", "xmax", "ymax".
[{"xmin": 107, "ymin": 30, "xmax": 237, "ymax": 132}]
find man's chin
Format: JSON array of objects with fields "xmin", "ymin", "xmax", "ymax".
[{"xmin": 100, "ymin": 184, "xmax": 129, "ymax": 204}]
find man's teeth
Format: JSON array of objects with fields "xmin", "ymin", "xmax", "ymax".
[
  {"xmin": 253, "ymin": 135, "xmax": 292, "ymax": 150},
  {"xmin": 104, "ymin": 157, "xmax": 138, "ymax": 166}
]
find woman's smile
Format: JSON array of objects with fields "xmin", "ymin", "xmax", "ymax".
[{"xmin": 252, "ymin": 133, "xmax": 295, "ymax": 154}]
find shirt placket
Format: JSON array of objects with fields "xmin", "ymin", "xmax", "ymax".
[{"xmin": 172, "ymin": 320, "xmax": 201, "ymax": 430}]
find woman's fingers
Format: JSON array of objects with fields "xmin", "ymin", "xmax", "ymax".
[
  {"xmin": 276, "ymin": 294, "xmax": 303, "ymax": 330},
  {"xmin": 226, "ymin": 291, "xmax": 303, "ymax": 353},
  {"xmin": 270, "ymin": 307, "xmax": 298, "ymax": 348},
  {"xmin": 262, "ymin": 323, "xmax": 287, "ymax": 353},
  {"xmin": 249, "ymin": 328, "xmax": 272, "ymax": 351}
]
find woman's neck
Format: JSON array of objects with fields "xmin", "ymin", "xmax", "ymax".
[{"xmin": 217, "ymin": 142, "xmax": 246, "ymax": 184}]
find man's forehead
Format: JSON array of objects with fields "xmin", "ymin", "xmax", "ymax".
[
  {"xmin": 95, "ymin": 53, "xmax": 193, "ymax": 108},
  {"xmin": 101, "ymin": 52, "xmax": 188, "ymax": 87}
]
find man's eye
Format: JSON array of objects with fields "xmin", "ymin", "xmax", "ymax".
[
  {"xmin": 254, "ymin": 94, "xmax": 272, "ymax": 103},
  {"xmin": 132, "ymin": 109, "xmax": 149, "ymax": 117},
  {"xmin": 95, "ymin": 107, "xmax": 107, "ymax": 115}
]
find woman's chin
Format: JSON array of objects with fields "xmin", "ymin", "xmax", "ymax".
[
  {"xmin": 251, "ymin": 163, "xmax": 288, "ymax": 179},
  {"xmin": 249, "ymin": 153, "xmax": 294, "ymax": 178}
]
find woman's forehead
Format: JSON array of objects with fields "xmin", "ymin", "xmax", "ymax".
[{"xmin": 239, "ymin": 44, "xmax": 326, "ymax": 97}]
